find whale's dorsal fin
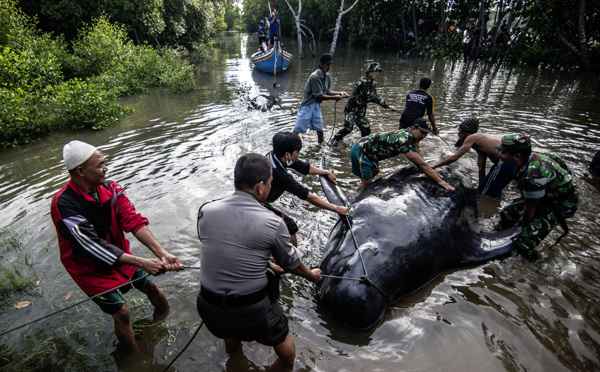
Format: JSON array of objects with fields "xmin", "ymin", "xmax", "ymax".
[{"xmin": 319, "ymin": 156, "xmax": 351, "ymax": 208}]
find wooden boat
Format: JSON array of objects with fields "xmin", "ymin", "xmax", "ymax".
[{"xmin": 251, "ymin": 41, "xmax": 292, "ymax": 74}]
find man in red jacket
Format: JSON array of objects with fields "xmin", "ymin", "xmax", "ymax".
[{"xmin": 51, "ymin": 140, "xmax": 182, "ymax": 346}]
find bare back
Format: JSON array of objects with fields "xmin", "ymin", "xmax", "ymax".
[{"xmin": 468, "ymin": 133, "xmax": 502, "ymax": 163}]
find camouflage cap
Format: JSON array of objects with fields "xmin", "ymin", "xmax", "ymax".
[
  {"xmin": 366, "ymin": 62, "xmax": 383, "ymax": 73},
  {"xmin": 496, "ymin": 133, "xmax": 531, "ymax": 152},
  {"xmin": 413, "ymin": 118, "xmax": 433, "ymax": 133}
]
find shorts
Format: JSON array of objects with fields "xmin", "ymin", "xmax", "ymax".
[
  {"xmin": 351, "ymin": 142, "xmax": 378, "ymax": 180},
  {"xmin": 196, "ymin": 291, "xmax": 289, "ymax": 346},
  {"xmin": 293, "ymin": 101, "xmax": 323, "ymax": 133},
  {"xmin": 89, "ymin": 268, "xmax": 153, "ymax": 314},
  {"xmin": 263, "ymin": 203, "xmax": 299, "ymax": 236}
]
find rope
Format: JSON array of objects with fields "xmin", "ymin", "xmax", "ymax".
[
  {"xmin": 0, "ymin": 273, "xmax": 151, "ymax": 337},
  {"xmin": 161, "ymin": 320, "xmax": 204, "ymax": 372},
  {"xmin": 321, "ymin": 215, "xmax": 392, "ymax": 304},
  {"xmin": 328, "ymin": 100, "xmax": 338, "ymax": 142},
  {"xmin": 1, "ymin": 266, "xmax": 204, "ymax": 337}
]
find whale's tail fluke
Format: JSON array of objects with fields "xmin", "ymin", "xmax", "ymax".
[{"xmin": 461, "ymin": 225, "xmax": 521, "ymax": 264}]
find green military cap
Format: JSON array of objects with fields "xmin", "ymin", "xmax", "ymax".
[
  {"xmin": 366, "ymin": 62, "xmax": 383, "ymax": 73},
  {"xmin": 496, "ymin": 133, "xmax": 531, "ymax": 152}
]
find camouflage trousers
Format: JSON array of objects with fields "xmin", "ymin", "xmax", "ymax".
[
  {"xmin": 500, "ymin": 190, "xmax": 579, "ymax": 253},
  {"xmin": 334, "ymin": 111, "xmax": 370, "ymax": 140}
]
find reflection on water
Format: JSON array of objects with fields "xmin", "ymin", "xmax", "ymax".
[{"xmin": 1, "ymin": 33, "xmax": 599, "ymax": 371}]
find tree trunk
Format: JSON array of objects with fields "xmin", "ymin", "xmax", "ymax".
[
  {"xmin": 284, "ymin": 0, "xmax": 303, "ymax": 59},
  {"xmin": 476, "ymin": 0, "xmax": 486, "ymax": 57},
  {"xmin": 329, "ymin": 0, "xmax": 360, "ymax": 55},
  {"xmin": 299, "ymin": 23, "xmax": 316, "ymax": 57},
  {"xmin": 440, "ymin": 0, "xmax": 447, "ymax": 37},
  {"xmin": 398, "ymin": 0, "xmax": 407, "ymax": 51},
  {"xmin": 533, "ymin": 0, "xmax": 590, "ymax": 69},
  {"xmin": 412, "ymin": 0, "xmax": 419, "ymax": 49},
  {"xmin": 577, "ymin": 0, "xmax": 590, "ymax": 69}
]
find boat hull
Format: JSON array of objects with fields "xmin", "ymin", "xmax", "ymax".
[{"xmin": 251, "ymin": 43, "xmax": 292, "ymax": 74}]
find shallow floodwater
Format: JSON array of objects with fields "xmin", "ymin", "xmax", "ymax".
[{"xmin": 1, "ymin": 33, "xmax": 600, "ymax": 371}]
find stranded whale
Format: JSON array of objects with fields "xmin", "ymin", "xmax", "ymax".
[{"xmin": 317, "ymin": 161, "xmax": 519, "ymax": 329}]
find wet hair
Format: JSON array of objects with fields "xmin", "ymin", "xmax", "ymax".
[
  {"xmin": 234, "ymin": 153, "xmax": 271, "ymax": 190},
  {"xmin": 419, "ymin": 77, "xmax": 432, "ymax": 90},
  {"xmin": 272, "ymin": 132, "xmax": 302, "ymax": 158}
]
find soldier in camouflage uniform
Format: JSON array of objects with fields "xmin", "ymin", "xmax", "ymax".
[
  {"xmin": 497, "ymin": 133, "xmax": 579, "ymax": 261},
  {"xmin": 329, "ymin": 62, "xmax": 396, "ymax": 147},
  {"xmin": 350, "ymin": 118, "xmax": 455, "ymax": 191}
]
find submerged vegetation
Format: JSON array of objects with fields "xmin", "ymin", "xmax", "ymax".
[{"xmin": 0, "ymin": 228, "xmax": 37, "ymax": 306}]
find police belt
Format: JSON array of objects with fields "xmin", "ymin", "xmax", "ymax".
[{"xmin": 200, "ymin": 286, "xmax": 267, "ymax": 308}]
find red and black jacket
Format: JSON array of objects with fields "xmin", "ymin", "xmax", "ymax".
[{"xmin": 51, "ymin": 179, "xmax": 148, "ymax": 295}]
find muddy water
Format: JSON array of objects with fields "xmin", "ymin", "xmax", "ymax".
[{"xmin": 1, "ymin": 33, "xmax": 599, "ymax": 371}]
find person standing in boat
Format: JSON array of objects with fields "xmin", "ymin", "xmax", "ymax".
[
  {"xmin": 265, "ymin": 132, "xmax": 349, "ymax": 247},
  {"xmin": 268, "ymin": 9, "xmax": 281, "ymax": 47},
  {"xmin": 329, "ymin": 62, "xmax": 397, "ymax": 147},
  {"xmin": 50, "ymin": 140, "xmax": 183, "ymax": 347},
  {"xmin": 293, "ymin": 53, "xmax": 349, "ymax": 144},
  {"xmin": 258, "ymin": 20, "xmax": 267, "ymax": 50}
]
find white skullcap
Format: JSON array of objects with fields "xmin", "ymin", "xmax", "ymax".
[{"xmin": 63, "ymin": 140, "xmax": 97, "ymax": 171}]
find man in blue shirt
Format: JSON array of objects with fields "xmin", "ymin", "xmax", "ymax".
[{"xmin": 268, "ymin": 10, "xmax": 281, "ymax": 47}]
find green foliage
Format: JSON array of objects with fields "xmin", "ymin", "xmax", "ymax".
[
  {"xmin": 422, "ymin": 33, "xmax": 465, "ymax": 60},
  {"xmin": 92, "ymin": 45, "xmax": 195, "ymax": 95},
  {"xmin": 160, "ymin": 0, "xmax": 229, "ymax": 50},
  {"xmin": 240, "ymin": 0, "xmax": 597, "ymax": 69},
  {"xmin": 224, "ymin": 6, "xmax": 242, "ymax": 31},
  {"xmin": 70, "ymin": 15, "xmax": 131, "ymax": 78},
  {"xmin": 46, "ymin": 78, "xmax": 131, "ymax": 131},
  {"xmin": 0, "ymin": 47, "xmax": 63, "ymax": 90},
  {"xmin": 0, "ymin": 3, "xmax": 197, "ymax": 147},
  {"xmin": 0, "ymin": 87, "xmax": 48, "ymax": 147}
]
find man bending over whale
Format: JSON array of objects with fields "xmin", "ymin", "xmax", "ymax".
[
  {"xmin": 432, "ymin": 117, "xmax": 516, "ymax": 198},
  {"xmin": 350, "ymin": 118, "xmax": 455, "ymax": 191},
  {"xmin": 266, "ymin": 132, "xmax": 349, "ymax": 246}
]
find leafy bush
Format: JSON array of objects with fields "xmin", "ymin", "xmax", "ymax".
[
  {"xmin": 423, "ymin": 33, "xmax": 465, "ymax": 60},
  {"xmin": 0, "ymin": 88, "xmax": 48, "ymax": 147},
  {"xmin": 0, "ymin": 3, "xmax": 196, "ymax": 147},
  {"xmin": 92, "ymin": 45, "xmax": 195, "ymax": 95},
  {"xmin": 47, "ymin": 78, "xmax": 132, "ymax": 131},
  {"xmin": 70, "ymin": 15, "xmax": 132, "ymax": 79}
]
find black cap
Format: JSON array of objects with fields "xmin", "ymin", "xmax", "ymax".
[
  {"xmin": 320, "ymin": 53, "xmax": 334, "ymax": 65},
  {"xmin": 413, "ymin": 118, "xmax": 433, "ymax": 133}
]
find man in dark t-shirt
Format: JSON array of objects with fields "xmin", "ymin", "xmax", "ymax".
[
  {"xmin": 399, "ymin": 76, "xmax": 439, "ymax": 134},
  {"xmin": 265, "ymin": 132, "xmax": 349, "ymax": 246}
]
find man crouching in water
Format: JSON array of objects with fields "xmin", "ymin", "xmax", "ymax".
[{"xmin": 196, "ymin": 153, "xmax": 322, "ymax": 365}]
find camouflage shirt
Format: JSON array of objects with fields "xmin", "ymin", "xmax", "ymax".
[
  {"xmin": 516, "ymin": 152, "xmax": 574, "ymax": 199},
  {"xmin": 358, "ymin": 129, "xmax": 417, "ymax": 162},
  {"xmin": 344, "ymin": 75, "xmax": 389, "ymax": 116}
]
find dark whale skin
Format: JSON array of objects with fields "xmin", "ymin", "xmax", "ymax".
[{"xmin": 318, "ymin": 163, "xmax": 517, "ymax": 329}]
